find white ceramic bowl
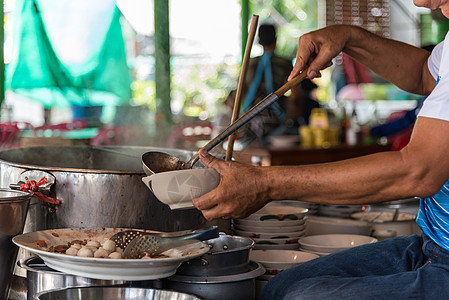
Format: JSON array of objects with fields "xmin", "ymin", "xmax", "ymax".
[
  {"xmin": 298, "ymin": 234, "xmax": 378, "ymax": 253},
  {"xmin": 233, "ymin": 227, "xmax": 305, "ymax": 239},
  {"xmin": 306, "ymin": 216, "xmax": 371, "ymax": 236},
  {"xmin": 142, "ymin": 168, "xmax": 220, "ymax": 210},
  {"xmin": 253, "ymin": 243, "xmax": 299, "ymax": 251},
  {"xmin": 298, "ymin": 247, "xmax": 330, "ymax": 256},
  {"xmin": 250, "ymin": 250, "xmax": 319, "ymax": 270},
  {"xmin": 233, "ymin": 222, "xmax": 306, "ymax": 233},
  {"xmin": 351, "ymin": 211, "xmax": 416, "ymax": 237},
  {"xmin": 245, "ymin": 203, "xmax": 308, "ymax": 221}
]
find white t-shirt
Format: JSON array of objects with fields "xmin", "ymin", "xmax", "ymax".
[{"xmin": 418, "ymin": 35, "xmax": 449, "ymax": 120}]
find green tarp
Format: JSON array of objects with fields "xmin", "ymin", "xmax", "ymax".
[{"xmin": 6, "ymin": 0, "xmax": 132, "ymax": 108}]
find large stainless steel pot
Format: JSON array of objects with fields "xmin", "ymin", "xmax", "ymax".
[
  {"xmin": 36, "ymin": 287, "xmax": 203, "ymax": 300},
  {"xmin": 19, "ymin": 256, "xmax": 135, "ymax": 300},
  {"xmin": 0, "ymin": 189, "xmax": 31, "ymax": 300},
  {"xmin": 0, "ymin": 146, "xmax": 222, "ymax": 232}
]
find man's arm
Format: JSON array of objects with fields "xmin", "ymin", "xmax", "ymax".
[
  {"xmin": 193, "ymin": 117, "xmax": 449, "ymax": 220},
  {"xmin": 290, "ymin": 25, "xmax": 435, "ymax": 95}
]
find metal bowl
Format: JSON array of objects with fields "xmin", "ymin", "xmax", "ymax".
[
  {"xmin": 36, "ymin": 287, "xmax": 203, "ymax": 300},
  {"xmin": 0, "ymin": 189, "xmax": 31, "ymax": 300},
  {"xmin": 176, "ymin": 234, "xmax": 255, "ymax": 276},
  {"xmin": 19, "ymin": 256, "xmax": 150, "ymax": 300}
]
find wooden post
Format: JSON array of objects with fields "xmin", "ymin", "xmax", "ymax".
[{"xmin": 154, "ymin": 0, "xmax": 172, "ymax": 127}]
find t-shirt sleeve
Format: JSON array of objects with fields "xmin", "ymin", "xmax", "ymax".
[
  {"xmin": 418, "ymin": 35, "xmax": 449, "ymax": 121},
  {"xmin": 427, "ymin": 42, "xmax": 443, "ymax": 80}
]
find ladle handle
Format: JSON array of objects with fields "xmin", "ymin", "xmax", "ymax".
[{"xmin": 187, "ymin": 68, "xmax": 309, "ymax": 167}]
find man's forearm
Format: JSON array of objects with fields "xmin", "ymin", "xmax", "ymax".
[{"xmin": 342, "ymin": 25, "xmax": 432, "ymax": 95}]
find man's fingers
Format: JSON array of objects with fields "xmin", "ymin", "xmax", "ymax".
[{"xmin": 198, "ymin": 149, "xmax": 225, "ymax": 172}]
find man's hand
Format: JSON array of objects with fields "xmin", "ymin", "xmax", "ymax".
[
  {"xmin": 289, "ymin": 25, "xmax": 350, "ymax": 80},
  {"xmin": 192, "ymin": 149, "xmax": 271, "ymax": 220}
]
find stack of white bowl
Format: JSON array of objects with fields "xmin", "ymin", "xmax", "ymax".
[
  {"xmin": 233, "ymin": 203, "xmax": 308, "ymax": 250},
  {"xmin": 250, "ymin": 249, "xmax": 319, "ymax": 298},
  {"xmin": 306, "ymin": 215, "xmax": 372, "ymax": 236},
  {"xmin": 298, "ymin": 234, "xmax": 378, "ymax": 256}
]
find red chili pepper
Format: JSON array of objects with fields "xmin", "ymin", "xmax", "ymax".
[{"xmin": 20, "ymin": 176, "xmax": 61, "ymax": 205}]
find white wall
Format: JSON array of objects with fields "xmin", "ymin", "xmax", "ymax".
[{"xmin": 390, "ymin": 0, "xmax": 430, "ymax": 45}]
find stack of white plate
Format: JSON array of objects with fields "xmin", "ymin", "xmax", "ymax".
[
  {"xmin": 298, "ymin": 234, "xmax": 378, "ymax": 256},
  {"xmin": 250, "ymin": 249, "xmax": 319, "ymax": 298},
  {"xmin": 233, "ymin": 203, "xmax": 308, "ymax": 250}
]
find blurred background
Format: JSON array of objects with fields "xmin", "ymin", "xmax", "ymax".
[{"xmin": 0, "ymin": 0, "xmax": 446, "ymax": 155}]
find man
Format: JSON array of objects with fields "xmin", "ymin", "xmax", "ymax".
[
  {"xmin": 241, "ymin": 24, "xmax": 295, "ymax": 144},
  {"xmin": 193, "ymin": 0, "xmax": 449, "ymax": 298}
]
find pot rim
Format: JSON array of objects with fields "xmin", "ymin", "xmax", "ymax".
[
  {"xmin": 207, "ymin": 235, "xmax": 255, "ymax": 255},
  {"xmin": 0, "ymin": 188, "xmax": 32, "ymax": 203},
  {"xmin": 167, "ymin": 261, "xmax": 265, "ymax": 283}
]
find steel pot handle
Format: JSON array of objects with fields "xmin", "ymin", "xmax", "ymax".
[{"xmin": 9, "ymin": 170, "xmax": 56, "ymax": 193}]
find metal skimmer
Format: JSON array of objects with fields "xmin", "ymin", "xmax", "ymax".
[
  {"xmin": 123, "ymin": 236, "xmax": 203, "ymax": 259},
  {"xmin": 110, "ymin": 227, "xmax": 218, "ymax": 256}
]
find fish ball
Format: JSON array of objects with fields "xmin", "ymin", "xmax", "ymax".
[
  {"xmin": 66, "ymin": 247, "xmax": 78, "ymax": 256},
  {"xmin": 71, "ymin": 243, "xmax": 82, "ymax": 250},
  {"xmin": 94, "ymin": 248, "xmax": 109, "ymax": 258},
  {"xmin": 77, "ymin": 247, "xmax": 94, "ymax": 257},
  {"xmin": 86, "ymin": 240, "xmax": 101, "ymax": 248},
  {"xmin": 102, "ymin": 240, "xmax": 116, "ymax": 252},
  {"xmin": 109, "ymin": 252, "xmax": 122, "ymax": 259}
]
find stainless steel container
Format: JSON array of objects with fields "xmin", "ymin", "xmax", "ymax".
[
  {"xmin": 0, "ymin": 146, "xmax": 219, "ymax": 232},
  {"xmin": 19, "ymin": 256, "xmax": 134, "ymax": 300},
  {"xmin": 0, "ymin": 189, "xmax": 31, "ymax": 300},
  {"xmin": 36, "ymin": 287, "xmax": 203, "ymax": 300}
]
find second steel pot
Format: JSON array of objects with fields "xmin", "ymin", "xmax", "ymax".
[{"xmin": 176, "ymin": 234, "xmax": 255, "ymax": 276}]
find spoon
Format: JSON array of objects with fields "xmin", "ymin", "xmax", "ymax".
[{"xmin": 142, "ymin": 68, "xmax": 309, "ymax": 175}]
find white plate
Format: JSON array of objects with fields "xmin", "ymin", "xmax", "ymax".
[
  {"xmin": 233, "ymin": 227, "xmax": 305, "ymax": 239},
  {"xmin": 244, "ymin": 204, "xmax": 308, "ymax": 221},
  {"xmin": 233, "ymin": 222, "xmax": 306, "ymax": 233},
  {"xmin": 234, "ymin": 218, "xmax": 306, "ymax": 227},
  {"xmin": 252, "ymin": 234, "xmax": 305, "ymax": 245},
  {"xmin": 13, "ymin": 228, "xmax": 210, "ymax": 280}
]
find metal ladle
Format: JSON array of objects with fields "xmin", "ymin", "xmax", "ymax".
[{"xmin": 142, "ymin": 69, "xmax": 309, "ymax": 175}]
